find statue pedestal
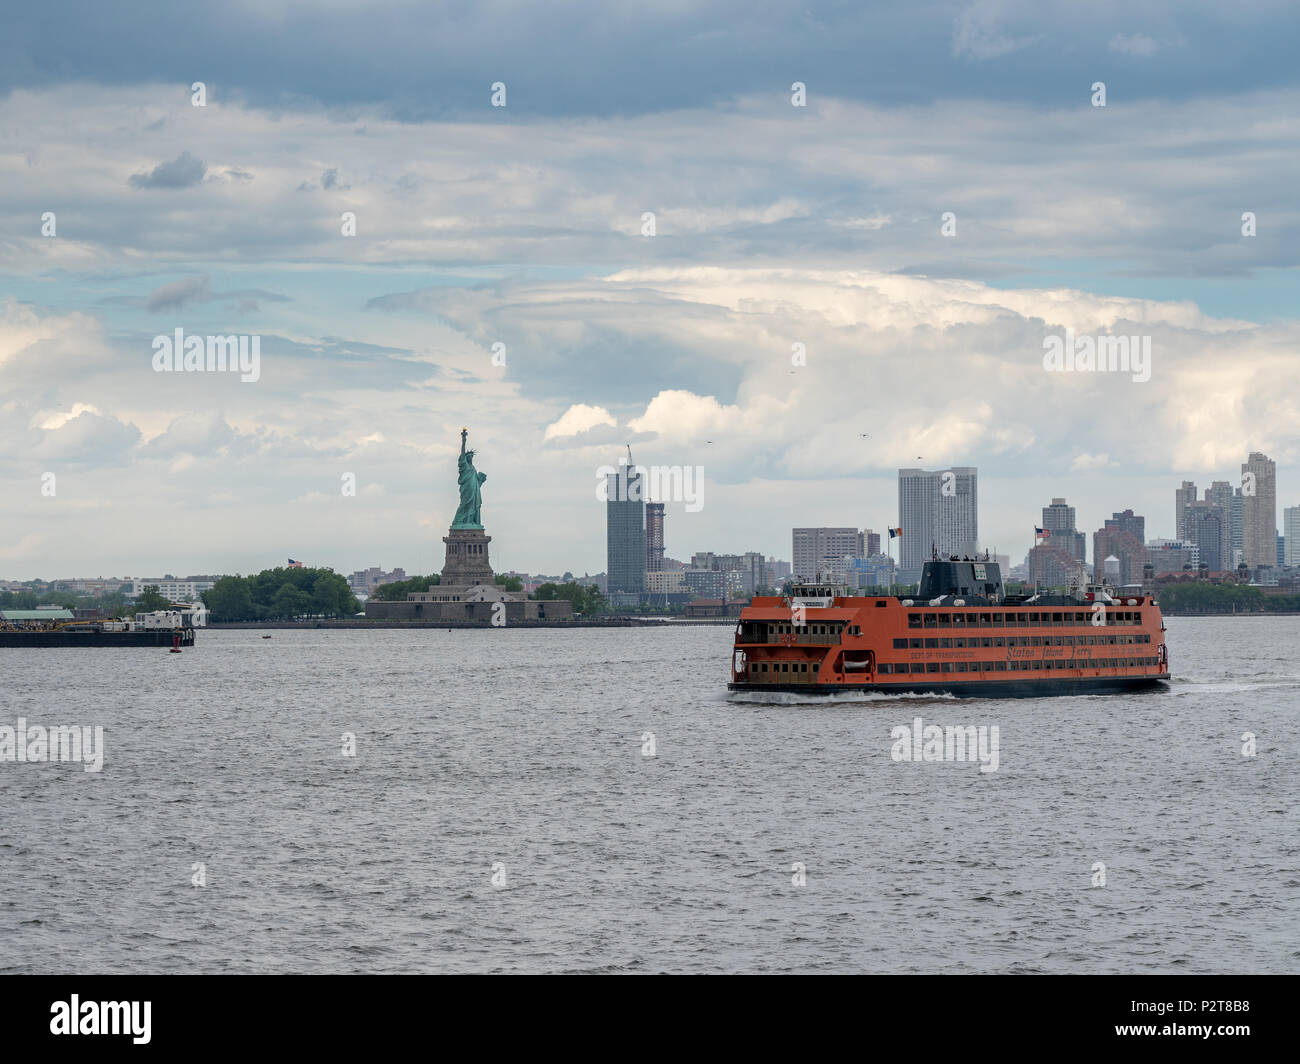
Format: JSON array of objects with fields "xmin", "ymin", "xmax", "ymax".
[{"xmin": 442, "ymin": 528, "xmax": 494, "ymax": 586}]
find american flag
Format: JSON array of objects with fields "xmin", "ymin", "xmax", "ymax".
[{"xmin": 287, "ymin": 558, "xmax": 303, "ymax": 568}]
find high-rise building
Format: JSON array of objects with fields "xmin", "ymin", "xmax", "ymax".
[
  {"xmin": 1241, "ymin": 452, "xmax": 1277, "ymax": 568},
  {"xmin": 792, "ymin": 527, "xmax": 862, "ymax": 580},
  {"xmin": 1185, "ymin": 502, "xmax": 1226, "ymax": 571},
  {"xmin": 606, "ymin": 458, "xmax": 645, "ymax": 594},
  {"xmin": 645, "ymin": 502, "xmax": 665, "ymax": 573},
  {"xmin": 1093, "ymin": 527, "xmax": 1145, "ymax": 586},
  {"xmin": 897, "ymin": 467, "xmax": 978, "ymax": 574},
  {"xmin": 1028, "ymin": 543, "xmax": 1082, "ymax": 588},
  {"xmin": 1204, "ymin": 481, "xmax": 1234, "ymax": 570},
  {"xmin": 1103, "ymin": 509, "xmax": 1145, "ymax": 545},
  {"xmin": 1041, "ymin": 497, "xmax": 1086, "ymax": 564},
  {"xmin": 1284, "ymin": 507, "xmax": 1300, "ymax": 567},
  {"xmin": 1175, "ymin": 481, "xmax": 1198, "ymax": 542},
  {"xmin": 863, "ymin": 530, "xmax": 882, "ymax": 556},
  {"xmin": 1230, "ymin": 489, "xmax": 1244, "ymax": 564}
]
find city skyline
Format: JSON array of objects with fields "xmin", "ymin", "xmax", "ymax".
[{"xmin": 5, "ymin": 444, "xmax": 1294, "ymax": 580}]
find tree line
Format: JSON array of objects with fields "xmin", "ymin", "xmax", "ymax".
[{"xmin": 201, "ymin": 567, "xmax": 359, "ymax": 621}]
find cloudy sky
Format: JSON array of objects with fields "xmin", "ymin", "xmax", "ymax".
[{"xmin": 2, "ymin": 0, "xmax": 1298, "ymax": 580}]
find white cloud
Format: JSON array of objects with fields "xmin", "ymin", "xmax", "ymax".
[{"xmin": 543, "ymin": 403, "xmax": 617, "ymax": 440}]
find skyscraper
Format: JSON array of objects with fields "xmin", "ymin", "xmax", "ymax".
[
  {"xmin": 1041, "ymin": 497, "xmax": 1086, "ymax": 564},
  {"xmin": 1205, "ymin": 480, "xmax": 1234, "ymax": 571},
  {"xmin": 606, "ymin": 458, "xmax": 645, "ymax": 594},
  {"xmin": 1103, "ymin": 509, "xmax": 1145, "ymax": 545},
  {"xmin": 792, "ymin": 528, "xmax": 861, "ymax": 580},
  {"xmin": 1285, "ymin": 506, "xmax": 1300, "ymax": 567},
  {"xmin": 1241, "ymin": 452, "xmax": 1277, "ymax": 568},
  {"xmin": 1186, "ymin": 502, "xmax": 1226, "ymax": 571},
  {"xmin": 897, "ymin": 467, "xmax": 978, "ymax": 574},
  {"xmin": 645, "ymin": 502, "xmax": 665, "ymax": 573},
  {"xmin": 1175, "ymin": 480, "xmax": 1198, "ymax": 542}
]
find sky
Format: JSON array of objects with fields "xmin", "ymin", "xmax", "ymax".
[{"xmin": 2, "ymin": 0, "xmax": 1298, "ymax": 580}]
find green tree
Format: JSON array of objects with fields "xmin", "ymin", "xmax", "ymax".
[
  {"xmin": 370, "ymin": 575, "xmax": 441, "ymax": 600},
  {"xmin": 494, "ymin": 573, "xmax": 523, "ymax": 592},
  {"xmin": 131, "ymin": 585, "xmax": 170, "ymax": 613}
]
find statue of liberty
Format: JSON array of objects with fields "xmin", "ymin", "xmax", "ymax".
[{"xmin": 451, "ymin": 427, "xmax": 486, "ymax": 529}]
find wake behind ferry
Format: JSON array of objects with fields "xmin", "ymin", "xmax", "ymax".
[{"xmin": 729, "ymin": 554, "xmax": 1169, "ymax": 698}]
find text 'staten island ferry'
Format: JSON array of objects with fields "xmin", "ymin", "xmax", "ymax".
[{"xmin": 729, "ymin": 554, "xmax": 1169, "ymax": 698}]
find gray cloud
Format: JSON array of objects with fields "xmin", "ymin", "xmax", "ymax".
[
  {"xmin": 128, "ymin": 150, "xmax": 206, "ymax": 189},
  {"xmin": 146, "ymin": 274, "xmax": 211, "ymax": 311}
]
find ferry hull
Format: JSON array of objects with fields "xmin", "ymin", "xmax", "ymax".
[
  {"xmin": 729, "ymin": 675, "xmax": 1168, "ymax": 699},
  {"xmin": 0, "ymin": 629, "xmax": 196, "ymax": 648}
]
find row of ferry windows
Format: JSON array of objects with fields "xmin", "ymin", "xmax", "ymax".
[
  {"xmin": 878, "ymin": 657, "xmax": 1159, "ymax": 674},
  {"xmin": 893, "ymin": 633, "xmax": 1150, "ymax": 649},
  {"xmin": 759, "ymin": 623, "xmax": 859, "ymax": 636},
  {"xmin": 906, "ymin": 610, "xmax": 1140, "ymax": 628}
]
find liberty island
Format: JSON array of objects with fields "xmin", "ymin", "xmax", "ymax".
[{"xmin": 364, "ymin": 429, "xmax": 572, "ymax": 623}]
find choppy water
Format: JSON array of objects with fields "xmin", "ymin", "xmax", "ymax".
[{"xmin": 1, "ymin": 617, "xmax": 1296, "ymax": 973}]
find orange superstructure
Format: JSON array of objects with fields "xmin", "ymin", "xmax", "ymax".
[{"xmin": 728, "ymin": 557, "xmax": 1169, "ymax": 698}]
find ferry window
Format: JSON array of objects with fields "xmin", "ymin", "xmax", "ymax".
[
  {"xmin": 879, "ymin": 663, "xmax": 891, "ymax": 674},
  {"xmin": 909, "ymin": 613, "xmax": 922, "ymax": 628},
  {"xmin": 993, "ymin": 637, "xmax": 1004, "ymax": 647},
  {"xmin": 1027, "ymin": 612, "xmax": 1038, "ymax": 623},
  {"xmin": 1032, "ymin": 660, "xmax": 1043, "ymax": 670},
  {"xmin": 1030, "ymin": 637, "xmax": 1040, "ymax": 647},
  {"xmin": 925, "ymin": 638, "xmax": 938, "ymax": 648},
  {"xmin": 1053, "ymin": 636, "xmax": 1064, "ymax": 646},
  {"xmin": 1134, "ymin": 612, "xmax": 1142, "ymax": 624},
  {"xmin": 952, "ymin": 614, "xmax": 965, "ymax": 628},
  {"xmin": 1064, "ymin": 636, "xmax": 1073, "ymax": 646},
  {"xmin": 955, "ymin": 662, "xmax": 967, "ymax": 672},
  {"xmin": 912, "ymin": 663, "xmax": 927, "ymax": 673},
  {"xmin": 893, "ymin": 638, "xmax": 908, "ymax": 649},
  {"xmin": 926, "ymin": 663, "xmax": 940, "ymax": 673},
  {"xmin": 995, "ymin": 662, "xmax": 1007, "ymax": 671},
  {"xmin": 979, "ymin": 637, "xmax": 989, "ymax": 647},
  {"xmin": 941, "ymin": 662, "xmax": 954, "ymax": 672},
  {"xmin": 937, "ymin": 614, "xmax": 951, "ymax": 627},
  {"xmin": 781, "ymin": 663, "xmax": 788, "ymax": 672},
  {"xmin": 911, "ymin": 639, "xmax": 923, "ymax": 649},
  {"xmin": 923, "ymin": 613, "xmax": 937, "ymax": 628},
  {"xmin": 1009, "ymin": 660, "xmax": 1019, "ymax": 671},
  {"xmin": 992, "ymin": 613, "xmax": 1004, "ymax": 626},
  {"xmin": 940, "ymin": 638, "xmax": 952, "ymax": 649}
]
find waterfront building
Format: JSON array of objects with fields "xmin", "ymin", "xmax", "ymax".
[
  {"xmin": 644, "ymin": 499, "xmax": 665, "ymax": 572},
  {"xmin": 1175, "ymin": 481, "xmax": 1198, "ymax": 542},
  {"xmin": 792, "ymin": 528, "xmax": 861, "ymax": 580},
  {"xmin": 1185, "ymin": 500, "xmax": 1227, "ymax": 572},
  {"xmin": 606, "ymin": 456, "xmax": 646, "ymax": 594},
  {"xmin": 1284, "ymin": 506, "xmax": 1300, "ymax": 567},
  {"xmin": 1147, "ymin": 539, "xmax": 1200, "ymax": 574},
  {"xmin": 1093, "ymin": 526, "xmax": 1146, "ymax": 586},
  {"xmin": 1041, "ymin": 497, "xmax": 1087, "ymax": 564},
  {"xmin": 1242, "ymin": 452, "xmax": 1277, "ymax": 568},
  {"xmin": 127, "ymin": 577, "xmax": 218, "ymax": 601},
  {"xmin": 897, "ymin": 467, "xmax": 978, "ymax": 575}
]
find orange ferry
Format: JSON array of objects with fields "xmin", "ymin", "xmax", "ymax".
[{"xmin": 729, "ymin": 555, "xmax": 1169, "ymax": 698}]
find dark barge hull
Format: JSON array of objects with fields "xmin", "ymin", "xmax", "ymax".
[
  {"xmin": 0, "ymin": 629, "xmax": 196, "ymax": 648},
  {"xmin": 728, "ymin": 675, "xmax": 1168, "ymax": 698}
]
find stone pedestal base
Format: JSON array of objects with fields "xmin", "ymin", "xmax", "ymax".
[{"xmin": 442, "ymin": 528, "xmax": 494, "ymax": 586}]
